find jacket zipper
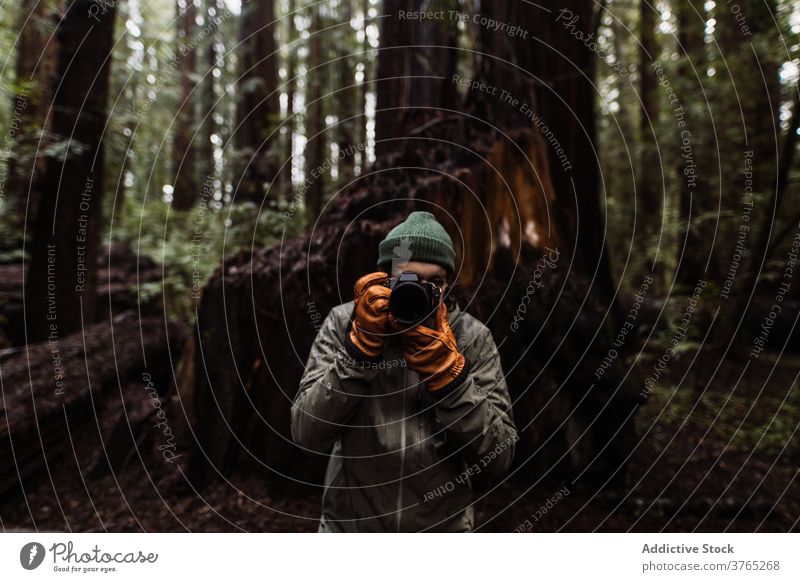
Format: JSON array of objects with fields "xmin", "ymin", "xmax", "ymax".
[{"xmin": 397, "ymin": 366, "xmax": 407, "ymax": 532}]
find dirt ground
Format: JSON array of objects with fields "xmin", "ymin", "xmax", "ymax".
[{"xmin": 2, "ymin": 346, "xmax": 797, "ymax": 533}]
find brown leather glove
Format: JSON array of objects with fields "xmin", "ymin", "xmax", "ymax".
[
  {"xmin": 392, "ymin": 302, "xmax": 467, "ymax": 393},
  {"xmin": 346, "ymin": 271, "xmax": 391, "ymax": 360}
]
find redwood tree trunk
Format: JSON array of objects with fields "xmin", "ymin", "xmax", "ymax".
[
  {"xmin": 25, "ymin": 0, "xmax": 117, "ymax": 342},
  {"xmin": 234, "ymin": 0, "xmax": 279, "ymax": 203},
  {"xmin": 374, "ymin": 0, "xmax": 414, "ymax": 156},
  {"xmin": 674, "ymin": 0, "xmax": 708, "ymax": 289},
  {"xmin": 282, "ymin": 0, "xmax": 297, "ymax": 200},
  {"xmin": 172, "ymin": 0, "xmax": 199, "ymax": 210},
  {"xmin": 357, "ymin": 0, "xmax": 371, "ymax": 172},
  {"xmin": 336, "ymin": 0, "xmax": 356, "ymax": 184},
  {"xmin": 406, "ymin": 0, "xmax": 459, "ymax": 115},
  {"xmin": 6, "ymin": 0, "xmax": 59, "ymax": 230},
  {"xmin": 304, "ymin": 3, "xmax": 325, "ymax": 221},
  {"xmin": 719, "ymin": 0, "xmax": 782, "ymax": 286},
  {"xmin": 639, "ymin": 0, "xmax": 660, "ymax": 222}
]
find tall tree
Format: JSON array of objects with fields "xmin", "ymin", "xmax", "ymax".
[
  {"xmin": 406, "ymin": 0, "xmax": 459, "ymax": 118},
  {"xmin": 762, "ymin": 89, "xmax": 800, "ymax": 261},
  {"xmin": 717, "ymin": 0, "xmax": 782, "ymax": 284},
  {"xmin": 235, "ymin": 0, "xmax": 279, "ymax": 203},
  {"xmin": 357, "ymin": 0, "xmax": 371, "ymax": 172},
  {"xmin": 6, "ymin": 0, "xmax": 59, "ymax": 232},
  {"xmin": 336, "ymin": 0, "xmax": 356, "ymax": 184},
  {"xmin": 196, "ymin": 0, "xmax": 221, "ymax": 190},
  {"xmin": 373, "ymin": 0, "xmax": 413, "ymax": 156},
  {"xmin": 282, "ymin": 0, "xmax": 298, "ymax": 200},
  {"xmin": 673, "ymin": 0, "xmax": 708, "ymax": 289},
  {"xmin": 478, "ymin": 0, "xmax": 616, "ymax": 304},
  {"xmin": 373, "ymin": 0, "xmax": 460, "ymax": 158},
  {"xmin": 639, "ymin": 0, "xmax": 661, "ymax": 224},
  {"xmin": 172, "ymin": 0, "xmax": 200, "ymax": 210},
  {"xmin": 304, "ymin": 2, "xmax": 325, "ymax": 220},
  {"xmin": 25, "ymin": 0, "xmax": 117, "ymax": 341}
]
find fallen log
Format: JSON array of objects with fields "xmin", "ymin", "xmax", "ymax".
[
  {"xmin": 0, "ymin": 312, "xmax": 184, "ymax": 496},
  {"xmin": 0, "ymin": 243, "xmax": 164, "ymax": 347}
]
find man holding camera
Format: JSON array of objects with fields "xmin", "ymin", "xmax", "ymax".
[{"xmin": 291, "ymin": 211, "xmax": 517, "ymax": 532}]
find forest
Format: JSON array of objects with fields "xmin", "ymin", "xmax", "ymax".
[{"xmin": 0, "ymin": 0, "xmax": 798, "ymax": 532}]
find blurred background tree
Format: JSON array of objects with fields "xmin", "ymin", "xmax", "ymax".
[{"xmin": 2, "ymin": 0, "xmax": 795, "ymax": 320}]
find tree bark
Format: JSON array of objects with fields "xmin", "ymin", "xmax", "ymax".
[
  {"xmin": 25, "ymin": 0, "xmax": 117, "ymax": 342},
  {"xmin": 282, "ymin": 0, "xmax": 298, "ymax": 200},
  {"xmin": 172, "ymin": 0, "xmax": 200, "ymax": 210},
  {"xmin": 674, "ymin": 0, "xmax": 708, "ymax": 289},
  {"xmin": 234, "ymin": 0, "xmax": 279, "ymax": 203},
  {"xmin": 406, "ymin": 0, "xmax": 459, "ymax": 115},
  {"xmin": 5, "ymin": 0, "xmax": 59, "ymax": 231},
  {"xmin": 0, "ymin": 313, "xmax": 183, "ymax": 497},
  {"xmin": 357, "ymin": 0, "xmax": 371, "ymax": 172},
  {"xmin": 718, "ymin": 0, "xmax": 782, "ymax": 286},
  {"xmin": 639, "ymin": 0, "xmax": 660, "ymax": 221},
  {"xmin": 482, "ymin": 0, "xmax": 616, "ymax": 305},
  {"xmin": 336, "ymin": 0, "xmax": 356, "ymax": 184},
  {"xmin": 545, "ymin": 0, "xmax": 614, "ymax": 303},
  {"xmin": 764, "ymin": 90, "xmax": 800, "ymax": 260},
  {"xmin": 305, "ymin": 3, "xmax": 326, "ymax": 221},
  {"xmin": 197, "ymin": 0, "xmax": 220, "ymax": 194},
  {"xmin": 374, "ymin": 0, "xmax": 414, "ymax": 156}
]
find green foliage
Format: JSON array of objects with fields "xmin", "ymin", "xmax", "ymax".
[
  {"xmin": 114, "ymin": 193, "xmax": 304, "ymax": 322},
  {"xmin": 701, "ymin": 387, "xmax": 800, "ymax": 457},
  {"xmin": 2, "ymin": 0, "xmax": 797, "ymax": 321},
  {"xmin": 0, "ymin": 218, "xmax": 27, "ymax": 263},
  {"xmin": 637, "ymin": 348, "xmax": 800, "ymax": 461},
  {"xmin": 597, "ymin": 0, "xmax": 800, "ymax": 297}
]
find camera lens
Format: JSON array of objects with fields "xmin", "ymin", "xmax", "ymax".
[{"xmin": 389, "ymin": 281, "xmax": 430, "ymax": 325}]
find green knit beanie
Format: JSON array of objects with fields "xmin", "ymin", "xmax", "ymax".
[{"xmin": 377, "ymin": 211, "xmax": 456, "ymax": 274}]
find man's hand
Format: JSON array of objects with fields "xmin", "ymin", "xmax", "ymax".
[
  {"xmin": 347, "ymin": 271, "xmax": 391, "ymax": 359},
  {"xmin": 392, "ymin": 302, "xmax": 467, "ymax": 393}
]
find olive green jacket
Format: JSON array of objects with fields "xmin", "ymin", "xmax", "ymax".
[{"xmin": 291, "ymin": 302, "xmax": 517, "ymax": 532}]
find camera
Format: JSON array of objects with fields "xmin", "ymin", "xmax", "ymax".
[{"xmin": 385, "ymin": 272, "xmax": 442, "ymax": 326}]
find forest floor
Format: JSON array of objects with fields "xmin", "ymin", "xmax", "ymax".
[{"xmin": 1, "ymin": 344, "xmax": 797, "ymax": 533}]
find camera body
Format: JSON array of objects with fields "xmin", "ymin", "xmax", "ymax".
[{"xmin": 385, "ymin": 272, "xmax": 441, "ymax": 326}]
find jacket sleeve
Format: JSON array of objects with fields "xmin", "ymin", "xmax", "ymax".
[
  {"xmin": 291, "ymin": 308, "xmax": 377, "ymax": 453},
  {"xmin": 432, "ymin": 325, "xmax": 517, "ymax": 482}
]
